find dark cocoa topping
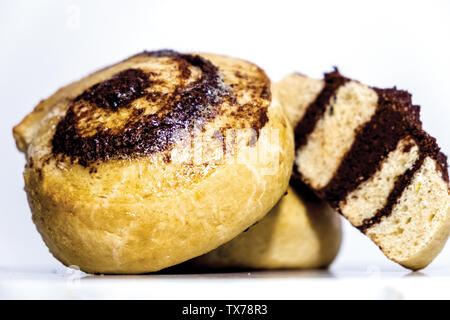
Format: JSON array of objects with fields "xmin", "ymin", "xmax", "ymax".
[
  {"xmin": 73, "ymin": 69, "xmax": 152, "ymax": 111},
  {"xmin": 136, "ymin": 49, "xmax": 179, "ymax": 58},
  {"xmin": 294, "ymin": 68, "xmax": 349, "ymax": 149},
  {"xmin": 437, "ymin": 151, "xmax": 449, "ymax": 183},
  {"xmin": 51, "ymin": 50, "xmax": 271, "ymax": 167}
]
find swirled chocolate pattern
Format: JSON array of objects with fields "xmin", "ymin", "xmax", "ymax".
[{"xmin": 52, "ymin": 50, "xmax": 271, "ymax": 166}]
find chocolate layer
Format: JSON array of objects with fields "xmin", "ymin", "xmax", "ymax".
[
  {"xmin": 318, "ymin": 88, "xmax": 421, "ymax": 205},
  {"xmin": 52, "ymin": 50, "xmax": 271, "ymax": 167},
  {"xmin": 294, "ymin": 68, "xmax": 349, "ymax": 149},
  {"xmin": 73, "ymin": 68, "xmax": 152, "ymax": 111},
  {"xmin": 357, "ymin": 156, "xmax": 424, "ymax": 232},
  {"xmin": 356, "ymin": 90, "xmax": 448, "ymax": 231}
]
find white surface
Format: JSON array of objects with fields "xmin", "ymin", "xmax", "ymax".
[
  {"xmin": 2, "ymin": 266, "xmax": 450, "ymax": 300},
  {"xmin": 1, "ymin": 0, "xmax": 450, "ymax": 299}
]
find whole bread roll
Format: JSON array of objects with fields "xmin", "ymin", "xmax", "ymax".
[
  {"xmin": 13, "ymin": 50, "xmax": 294, "ymax": 274},
  {"xmin": 277, "ymin": 70, "xmax": 450, "ymax": 270},
  {"xmin": 191, "ymin": 183, "xmax": 342, "ymax": 269}
]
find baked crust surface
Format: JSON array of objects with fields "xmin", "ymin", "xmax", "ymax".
[
  {"xmin": 191, "ymin": 185, "xmax": 342, "ymax": 269},
  {"xmin": 13, "ymin": 51, "xmax": 294, "ymax": 274}
]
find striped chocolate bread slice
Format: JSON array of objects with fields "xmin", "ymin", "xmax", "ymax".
[{"xmin": 274, "ymin": 70, "xmax": 450, "ymax": 270}]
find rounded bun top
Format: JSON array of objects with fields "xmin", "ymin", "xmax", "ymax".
[{"xmin": 41, "ymin": 50, "xmax": 272, "ymax": 167}]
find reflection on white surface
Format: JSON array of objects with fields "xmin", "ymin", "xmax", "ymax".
[{"xmin": 1, "ymin": 265, "xmax": 449, "ymax": 299}]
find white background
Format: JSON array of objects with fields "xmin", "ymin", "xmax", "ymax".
[{"xmin": 1, "ymin": 0, "xmax": 449, "ymax": 275}]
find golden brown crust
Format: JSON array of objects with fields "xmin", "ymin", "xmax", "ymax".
[{"xmin": 14, "ymin": 51, "xmax": 294, "ymax": 274}]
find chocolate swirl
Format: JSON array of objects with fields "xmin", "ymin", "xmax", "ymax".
[{"xmin": 51, "ymin": 50, "xmax": 271, "ymax": 167}]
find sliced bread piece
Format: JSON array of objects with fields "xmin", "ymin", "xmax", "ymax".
[{"xmin": 274, "ymin": 70, "xmax": 450, "ymax": 270}]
